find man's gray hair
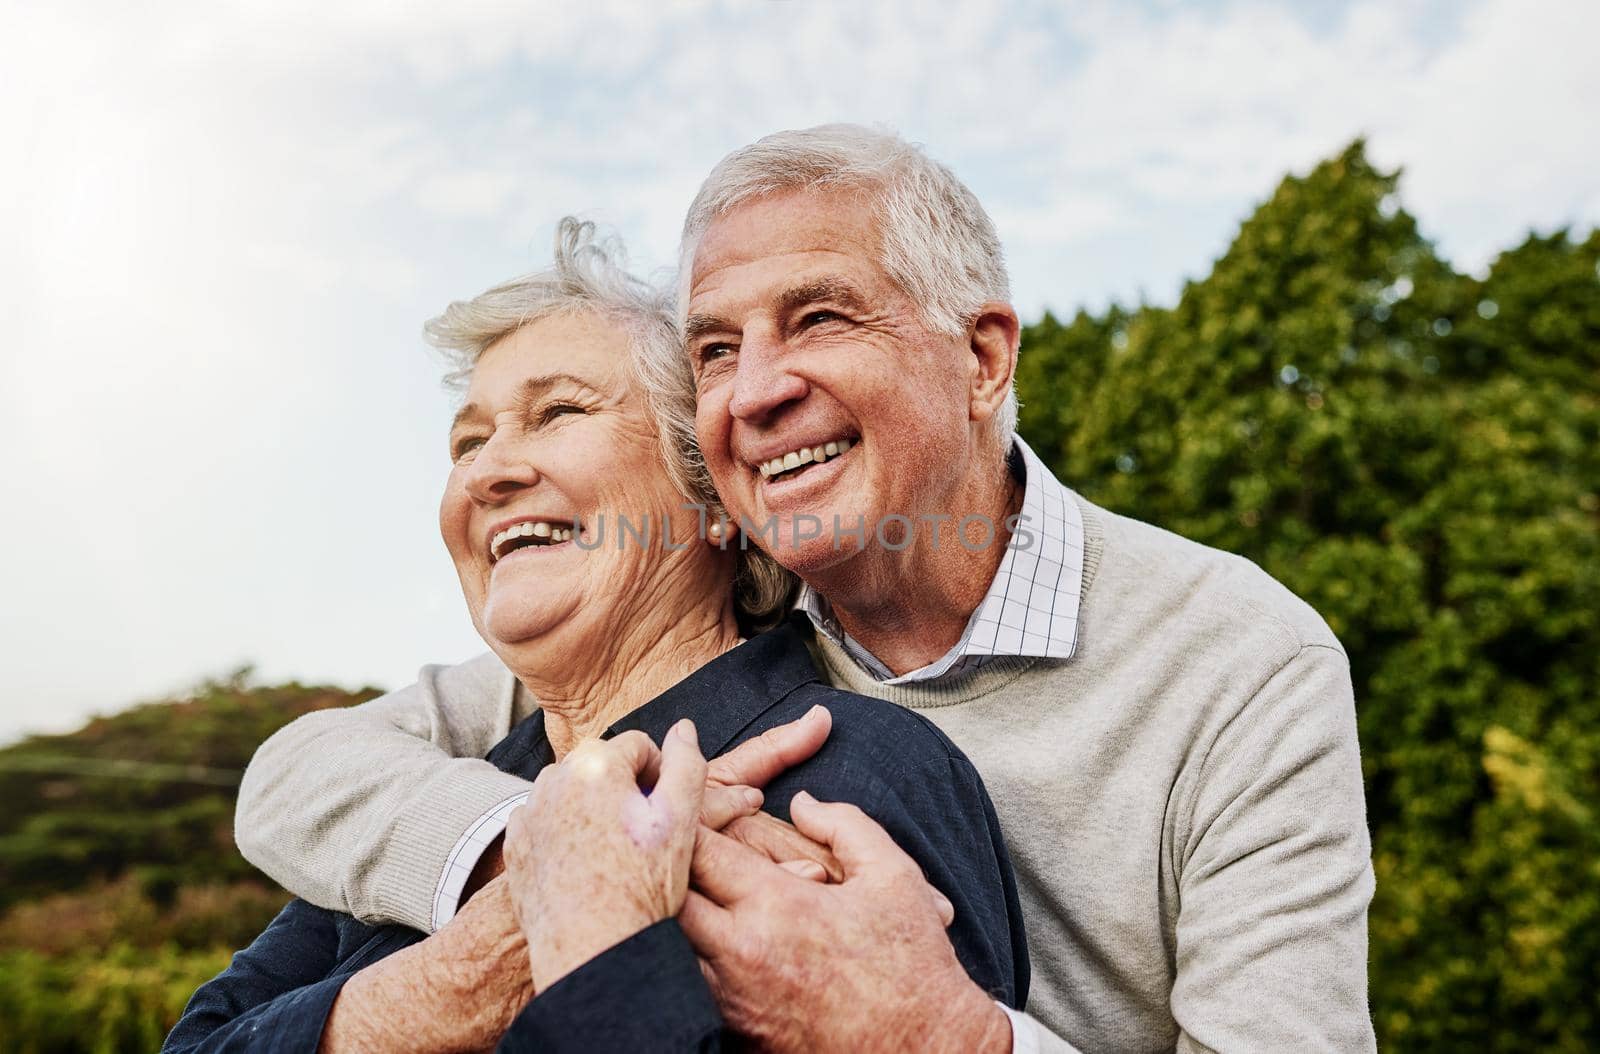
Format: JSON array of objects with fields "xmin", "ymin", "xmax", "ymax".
[
  {"xmin": 677, "ymin": 123, "xmax": 1019, "ymax": 444},
  {"xmin": 425, "ymin": 218, "xmax": 794, "ymax": 632}
]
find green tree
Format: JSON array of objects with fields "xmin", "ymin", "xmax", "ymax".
[{"xmin": 1016, "ymin": 142, "xmax": 1600, "ymax": 1051}]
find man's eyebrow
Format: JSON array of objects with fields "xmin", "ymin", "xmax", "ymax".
[
  {"xmin": 683, "ymin": 313, "xmax": 734, "ymax": 346},
  {"xmin": 449, "ymin": 373, "xmax": 604, "ymax": 434},
  {"xmin": 449, "ymin": 401, "xmax": 483, "ymax": 435},
  {"xmin": 778, "ymin": 277, "xmax": 869, "ymax": 318},
  {"xmin": 683, "ymin": 279, "xmax": 868, "ymax": 349}
]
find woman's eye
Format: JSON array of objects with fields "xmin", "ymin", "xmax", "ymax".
[{"xmin": 538, "ymin": 402, "xmax": 586, "ymax": 425}]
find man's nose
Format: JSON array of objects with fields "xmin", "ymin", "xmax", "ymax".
[
  {"xmin": 727, "ymin": 331, "xmax": 809, "ymax": 423},
  {"xmin": 463, "ymin": 432, "xmax": 540, "ymax": 505}
]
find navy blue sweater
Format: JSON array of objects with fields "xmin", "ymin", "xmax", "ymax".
[{"xmin": 165, "ymin": 617, "xmax": 1028, "ymax": 1052}]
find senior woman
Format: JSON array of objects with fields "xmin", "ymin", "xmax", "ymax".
[{"xmin": 164, "ymin": 220, "xmax": 1026, "ymax": 1052}]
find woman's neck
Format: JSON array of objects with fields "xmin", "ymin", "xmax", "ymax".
[{"xmin": 517, "ymin": 602, "xmax": 742, "ymax": 760}]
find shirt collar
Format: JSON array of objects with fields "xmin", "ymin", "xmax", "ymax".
[
  {"xmin": 484, "ymin": 618, "xmax": 824, "ymax": 772},
  {"xmin": 797, "ymin": 436, "xmax": 1084, "ymax": 684}
]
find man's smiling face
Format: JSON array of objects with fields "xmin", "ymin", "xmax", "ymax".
[{"xmin": 686, "ymin": 186, "xmax": 978, "ymax": 576}]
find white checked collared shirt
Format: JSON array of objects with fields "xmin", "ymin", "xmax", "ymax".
[
  {"xmin": 795, "ymin": 435, "xmax": 1081, "ymax": 1053},
  {"xmin": 797, "ymin": 436, "xmax": 1085, "ymax": 682}
]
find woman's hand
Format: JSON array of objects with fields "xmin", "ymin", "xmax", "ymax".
[
  {"xmin": 460, "ymin": 704, "xmax": 833, "ymax": 898},
  {"xmin": 504, "ymin": 719, "xmax": 708, "ymax": 992}
]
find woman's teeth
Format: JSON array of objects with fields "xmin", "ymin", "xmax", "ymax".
[
  {"xmin": 491, "ymin": 521, "xmax": 575, "ymax": 561},
  {"xmin": 758, "ymin": 438, "xmax": 854, "ymax": 480}
]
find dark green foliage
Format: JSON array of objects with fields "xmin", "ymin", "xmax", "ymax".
[{"xmin": 1016, "ymin": 141, "xmax": 1599, "ymax": 1051}]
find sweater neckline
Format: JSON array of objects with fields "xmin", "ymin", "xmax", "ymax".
[{"xmin": 806, "ymin": 492, "xmax": 1106, "ymax": 708}]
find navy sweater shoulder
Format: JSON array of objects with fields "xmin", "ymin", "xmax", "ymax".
[{"xmin": 166, "ymin": 619, "xmax": 1026, "ymax": 1052}]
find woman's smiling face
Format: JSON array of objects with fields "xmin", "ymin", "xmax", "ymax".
[{"xmin": 439, "ymin": 310, "xmax": 719, "ymax": 658}]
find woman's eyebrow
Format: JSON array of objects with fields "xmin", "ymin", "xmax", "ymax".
[
  {"xmin": 449, "ymin": 373, "xmax": 605, "ymax": 434},
  {"xmin": 511, "ymin": 373, "xmax": 605, "ymax": 409}
]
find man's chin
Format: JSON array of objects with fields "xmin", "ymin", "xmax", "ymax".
[{"xmin": 752, "ymin": 522, "xmax": 867, "ymax": 579}]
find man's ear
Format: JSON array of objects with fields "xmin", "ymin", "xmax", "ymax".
[{"xmin": 967, "ymin": 302, "xmax": 1020, "ymax": 426}]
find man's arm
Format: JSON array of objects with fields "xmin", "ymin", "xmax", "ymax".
[
  {"xmin": 1168, "ymin": 643, "xmax": 1376, "ymax": 1053},
  {"xmin": 235, "ymin": 652, "xmax": 532, "ymax": 932},
  {"xmin": 237, "ymin": 653, "xmax": 838, "ymax": 937}
]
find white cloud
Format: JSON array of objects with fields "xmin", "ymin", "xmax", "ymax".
[{"xmin": 1, "ymin": 0, "xmax": 1594, "ymax": 742}]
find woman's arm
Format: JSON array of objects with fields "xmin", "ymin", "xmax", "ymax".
[
  {"xmin": 163, "ymin": 899, "xmax": 351, "ymax": 1053},
  {"xmin": 234, "ymin": 653, "xmax": 534, "ymax": 932},
  {"xmin": 318, "ymin": 877, "xmax": 533, "ymax": 1053},
  {"xmin": 164, "ymin": 882, "xmax": 534, "ymax": 1053}
]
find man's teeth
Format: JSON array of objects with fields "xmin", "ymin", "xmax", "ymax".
[
  {"xmin": 491, "ymin": 521, "xmax": 574, "ymax": 560},
  {"xmin": 758, "ymin": 438, "xmax": 854, "ymax": 479}
]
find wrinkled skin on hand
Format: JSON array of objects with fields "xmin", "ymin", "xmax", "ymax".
[
  {"xmin": 319, "ymin": 874, "xmax": 532, "ymax": 1053},
  {"xmin": 680, "ymin": 792, "xmax": 1005, "ymax": 1054},
  {"xmin": 503, "ymin": 720, "xmax": 708, "ymax": 992},
  {"xmin": 463, "ymin": 704, "xmax": 836, "ymax": 895}
]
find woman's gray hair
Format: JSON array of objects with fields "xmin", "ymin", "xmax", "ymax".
[
  {"xmin": 675, "ymin": 123, "xmax": 1019, "ymax": 445},
  {"xmin": 424, "ymin": 218, "xmax": 795, "ymax": 633}
]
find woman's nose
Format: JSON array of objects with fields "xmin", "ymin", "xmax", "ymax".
[{"xmin": 463, "ymin": 434, "xmax": 540, "ymax": 504}]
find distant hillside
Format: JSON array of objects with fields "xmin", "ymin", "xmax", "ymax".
[
  {"xmin": 0, "ymin": 671, "xmax": 380, "ymax": 912},
  {"xmin": 0, "ymin": 672, "xmax": 382, "ymax": 1051}
]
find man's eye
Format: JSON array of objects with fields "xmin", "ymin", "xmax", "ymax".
[
  {"xmin": 699, "ymin": 342, "xmax": 735, "ymax": 363},
  {"xmin": 801, "ymin": 310, "xmax": 840, "ymax": 327},
  {"xmin": 452, "ymin": 436, "xmax": 486, "ymax": 461}
]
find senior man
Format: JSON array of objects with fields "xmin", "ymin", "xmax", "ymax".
[{"xmin": 237, "ymin": 126, "xmax": 1375, "ymax": 1052}]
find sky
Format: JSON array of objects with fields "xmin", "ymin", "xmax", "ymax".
[{"xmin": 3, "ymin": 0, "xmax": 1596, "ymax": 743}]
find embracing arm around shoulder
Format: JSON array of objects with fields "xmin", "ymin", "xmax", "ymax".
[
  {"xmin": 234, "ymin": 652, "xmax": 532, "ymax": 932},
  {"xmin": 1170, "ymin": 643, "xmax": 1377, "ymax": 1054}
]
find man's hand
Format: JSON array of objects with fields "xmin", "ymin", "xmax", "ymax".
[
  {"xmin": 680, "ymin": 791, "xmax": 1005, "ymax": 1054},
  {"xmin": 320, "ymin": 874, "xmax": 531, "ymax": 1052},
  {"xmin": 706, "ymin": 703, "xmax": 832, "ymax": 793},
  {"xmin": 503, "ymin": 719, "xmax": 708, "ymax": 992},
  {"xmin": 720, "ymin": 811, "xmax": 842, "ymax": 882}
]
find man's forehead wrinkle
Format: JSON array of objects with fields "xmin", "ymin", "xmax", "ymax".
[
  {"xmin": 688, "ymin": 252, "xmax": 875, "ymax": 321},
  {"xmin": 688, "ymin": 244, "xmax": 866, "ymax": 303}
]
